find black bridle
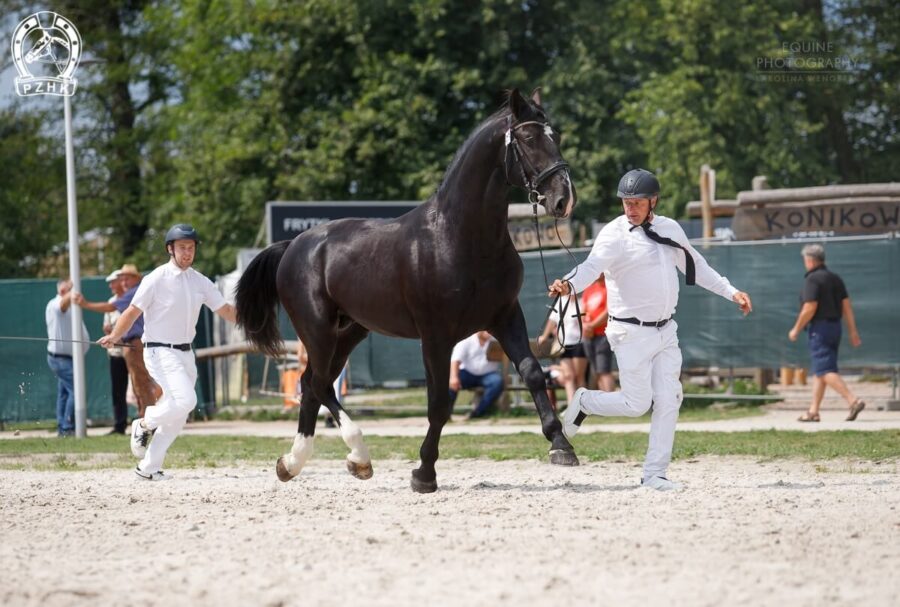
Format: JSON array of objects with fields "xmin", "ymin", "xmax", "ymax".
[
  {"xmin": 503, "ymin": 117, "xmax": 570, "ymax": 205},
  {"xmin": 503, "ymin": 117, "xmax": 583, "ymax": 352}
]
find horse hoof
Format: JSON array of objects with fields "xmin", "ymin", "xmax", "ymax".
[
  {"xmin": 549, "ymin": 449, "xmax": 580, "ymax": 467},
  {"xmin": 410, "ymin": 472, "xmax": 438, "ymax": 494},
  {"xmin": 275, "ymin": 456, "xmax": 296, "ymax": 482},
  {"xmin": 347, "ymin": 459, "xmax": 373, "ymax": 480}
]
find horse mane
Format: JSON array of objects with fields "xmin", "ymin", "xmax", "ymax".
[{"xmin": 435, "ymin": 92, "xmax": 545, "ymax": 200}]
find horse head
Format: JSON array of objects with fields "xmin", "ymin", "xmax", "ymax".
[{"xmin": 504, "ymin": 88, "xmax": 576, "ymax": 219}]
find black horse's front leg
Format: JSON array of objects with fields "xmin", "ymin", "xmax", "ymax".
[
  {"xmin": 492, "ymin": 302, "xmax": 579, "ymax": 466},
  {"xmin": 411, "ymin": 339, "xmax": 455, "ymax": 493}
]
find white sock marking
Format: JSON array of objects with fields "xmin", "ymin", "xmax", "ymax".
[
  {"xmin": 284, "ymin": 434, "xmax": 315, "ymax": 476},
  {"xmin": 338, "ymin": 410, "xmax": 371, "ymax": 465}
]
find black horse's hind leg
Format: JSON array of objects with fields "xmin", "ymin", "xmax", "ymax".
[
  {"xmin": 411, "ymin": 339, "xmax": 454, "ymax": 493},
  {"xmin": 492, "ymin": 302, "xmax": 579, "ymax": 466},
  {"xmin": 276, "ymin": 367, "xmax": 320, "ymax": 482},
  {"xmin": 319, "ymin": 321, "xmax": 373, "ymax": 480},
  {"xmin": 275, "ymin": 292, "xmax": 345, "ymax": 482}
]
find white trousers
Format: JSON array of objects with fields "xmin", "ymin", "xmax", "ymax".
[
  {"xmin": 139, "ymin": 347, "xmax": 198, "ymax": 474},
  {"xmin": 579, "ymin": 320, "xmax": 683, "ymax": 479}
]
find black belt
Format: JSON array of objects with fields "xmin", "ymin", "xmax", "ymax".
[
  {"xmin": 145, "ymin": 342, "xmax": 192, "ymax": 351},
  {"xmin": 49, "ymin": 353, "xmax": 72, "ymax": 359},
  {"xmin": 610, "ymin": 316, "xmax": 671, "ymax": 328}
]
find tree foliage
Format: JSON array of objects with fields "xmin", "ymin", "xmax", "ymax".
[
  {"xmin": 0, "ymin": 0, "xmax": 896, "ymax": 276},
  {"xmin": 0, "ymin": 108, "xmax": 67, "ymax": 277}
]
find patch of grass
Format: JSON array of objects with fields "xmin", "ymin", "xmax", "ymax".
[
  {"xmin": 584, "ymin": 403, "xmax": 766, "ymax": 425},
  {"xmin": 1, "ymin": 420, "xmax": 60, "ymax": 432},
  {"xmin": 51, "ymin": 454, "xmax": 79, "ymax": 470},
  {"xmin": 858, "ymin": 373, "xmax": 891, "ymax": 383},
  {"xmin": 1, "ymin": 430, "xmax": 897, "ymax": 471},
  {"xmin": 211, "ymin": 398, "xmax": 767, "ymax": 425},
  {"xmin": 681, "ymin": 379, "xmax": 778, "ymax": 408},
  {"xmin": 1, "ymin": 384, "xmax": 770, "ymax": 432}
]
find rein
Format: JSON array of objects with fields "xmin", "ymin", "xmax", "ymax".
[
  {"xmin": 0, "ymin": 335, "xmax": 135, "ymax": 348},
  {"xmin": 503, "ymin": 117, "xmax": 583, "ymax": 352}
]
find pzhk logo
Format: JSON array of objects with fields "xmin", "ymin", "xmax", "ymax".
[{"xmin": 11, "ymin": 12, "xmax": 82, "ymax": 97}]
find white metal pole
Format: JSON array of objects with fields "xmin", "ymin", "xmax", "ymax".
[{"xmin": 64, "ymin": 94, "xmax": 88, "ymax": 438}]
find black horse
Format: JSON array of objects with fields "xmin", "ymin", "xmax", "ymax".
[{"xmin": 236, "ymin": 88, "xmax": 579, "ymax": 493}]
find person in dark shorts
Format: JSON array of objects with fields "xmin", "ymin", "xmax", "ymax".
[
  {"xmin": 788, "ymin": 244, "xmax": 865, "ymax": 422},
  {"xmin": 536, "ymin": 294, "xmax": 587, "ymax": 406},
  {"xmin": 582, "ymin": 275, "xmax": 615, "ymax": 391}
]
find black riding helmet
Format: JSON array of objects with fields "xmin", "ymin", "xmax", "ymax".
[
  {"xmin": 617, "ymin": 168, "xmax": 660, "ymax": 199},
  {"xmin": 165, "ymin": 223, "xmax": 199, "ymax": 253}
]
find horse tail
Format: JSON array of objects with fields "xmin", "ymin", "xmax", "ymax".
[{"xmin": 236, "ymin": 240, "xmax": 291, "ymax": 359}]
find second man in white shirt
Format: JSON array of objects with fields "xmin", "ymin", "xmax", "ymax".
[{"xmin": 549, "ymin": 169, "xmax": 752, "ymax": 491}]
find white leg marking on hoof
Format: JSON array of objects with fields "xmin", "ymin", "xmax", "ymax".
[
  {"xmin": 284, "ymin": 433, "xmax": 315, "ymax": 476},
  {"xmin": 338, "ymin": 411, "xmax": 370, "ymax": 465}
]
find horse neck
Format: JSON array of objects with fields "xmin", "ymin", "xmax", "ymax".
[{"xmin": 438, "ymin": 121, "xmax": 511, "ymax": 243}]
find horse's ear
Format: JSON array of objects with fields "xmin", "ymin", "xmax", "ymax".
[
  {"xmin": 508, "ymin": 88, "xmax": 528, "ymax": 119},
  {"xmin": 530, "ymin": 87, "xmax": 542, "ymax": 106}
]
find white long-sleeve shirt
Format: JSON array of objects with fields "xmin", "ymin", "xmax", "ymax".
[{"xmin": 564, "ymin": 215, "xmax": 737, "ymax": 322}]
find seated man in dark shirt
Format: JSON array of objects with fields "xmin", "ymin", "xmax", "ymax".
[{"xmin": 788, "ymin": 244, "xmax": 864, "ymax": 421}]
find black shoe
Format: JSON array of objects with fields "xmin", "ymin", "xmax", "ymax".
[{"xmin": 324, "ymin": 416, "xmax": 336, "ymax": 428}]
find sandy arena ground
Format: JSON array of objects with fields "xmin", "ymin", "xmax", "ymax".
[{"xmin": 1, "ymin": 457, "xmax": 898, "ymax": 607}]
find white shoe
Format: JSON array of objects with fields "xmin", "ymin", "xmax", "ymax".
[
  {"xmin": 562, "ymin": 387, "xmax": 588, "ymax": 440},
  {"xmin": 130, "ymin": 419, "xmax": 153, "ymax": 458},
  {"xmin": 641, "ymin": 476, "xmax": 683, "ymax": 491},
  {"xmin": 134, "ymin": 466, "xmax": 170, "ymax": 481}
]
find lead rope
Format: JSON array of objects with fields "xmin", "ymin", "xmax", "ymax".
[
  {"xmin": 0, "ymin": 335, "xmax": 135, "ymax": 348},
  {"xmin": 531, "ymin": 201, "xmax": 584, "ymax": 353}
]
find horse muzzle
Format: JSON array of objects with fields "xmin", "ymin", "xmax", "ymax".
[{"xmin": 546, "ymin": 173, "xmax": 576, "ymax": 219}]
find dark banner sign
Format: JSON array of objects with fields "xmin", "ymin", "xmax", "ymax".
[
  {"xmin": 267, "ymin": 200, "xmax": 576, "ymax": 250},
  {"xmin": 732, "ymin": 201, "xmax": 900, "ymax": 240},
  {"xmin": 266, "ymin": 201, "xmax": 420, "ymax": 243}
]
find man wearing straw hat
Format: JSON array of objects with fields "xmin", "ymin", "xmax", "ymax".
[
  {"xmin": 102, "ymin": 269, "xmax": 129, "ymax": 433},
  {"xmin": 76, "ymin": 264, "xmax": 160, "ymax": 418}
]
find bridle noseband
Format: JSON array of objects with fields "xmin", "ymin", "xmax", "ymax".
[{"xmin": 504, "ymin": 117, "xmax": 570, "ymax": 205}]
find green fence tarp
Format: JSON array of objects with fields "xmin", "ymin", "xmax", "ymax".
[
  {"xmin": 279, "ymin": 235, "xmax": 900, "ymax": 385},
  {"xmin": 0, "ymin": 278, "xmax": 111, "ymax": 424},
  {"xmin": 3, "ymin": 236, "xmax": 898, "ymax": 422},
  {"xmin": 0, "ymin": 277, "xmax": 215, "ymax": 425}
]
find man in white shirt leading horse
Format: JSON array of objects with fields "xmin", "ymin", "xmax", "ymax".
[
  {"xmin": 99, "ymin": 224, "xmax": 237, "ymax": 480},
  {"xmin": 549, "ymin": 169, "xmax": 753, "ymax": 491}
]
